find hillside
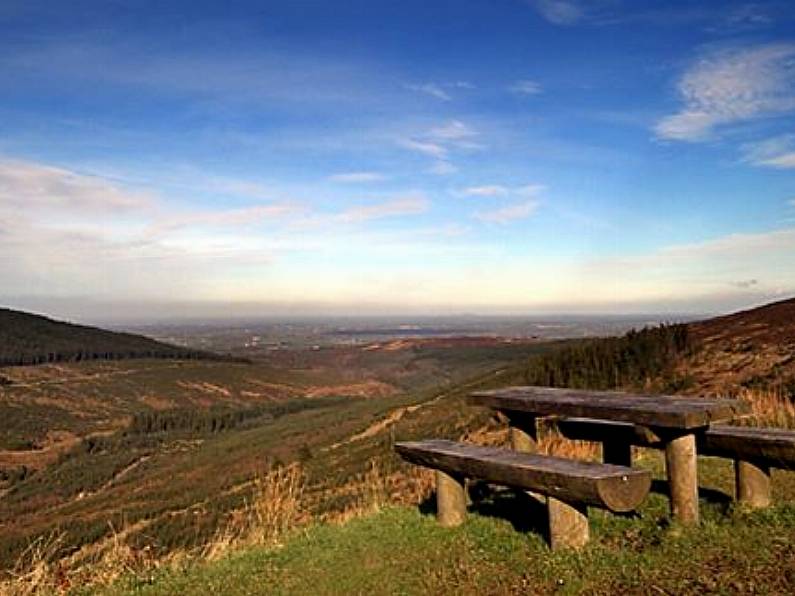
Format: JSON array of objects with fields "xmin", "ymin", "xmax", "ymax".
[
  {"xmin": 0, "ymin": 308, "xmax": 216, "ymax": 367},
  {"xmin": 682, "ymin": 297, "xmax": 795, "ymax": 396},
  {"xmin": 2, "ymin": 299, "xmax": 795, "ymax": 593}
]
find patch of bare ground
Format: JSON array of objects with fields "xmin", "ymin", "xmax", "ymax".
[
  {"xmin": 304, "ymin": 380, "xmax": 399, "ymax": 399},
  {"xmin": 175, "ymin": 381, "xmax": 232, "ymax": 397},
  {"xmin": 242, "ymin": 380, "xmax": 302, "ymax": 400},
  {"xmin": 362, "ymin": 336, "xmax": 540, "ymax": 353},
  {"xmin": 138, "ymin": 394, "xmax": 176, "ymax": 410}
]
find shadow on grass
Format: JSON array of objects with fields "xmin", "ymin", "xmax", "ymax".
[
  {"xmin": 650, "ymin": 479, "xmax": 733, "ymax": 516},
  {"xmin": 418, "ymin": 482, "xmax": 550, "ymax": 540}
]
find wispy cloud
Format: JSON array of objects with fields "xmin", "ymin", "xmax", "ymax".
[
  {"xmin": 742, "ymin": 134, "xmax": 795, "ymax": 169},
  {"xmin": 475, "ymin": 199, "xmax": 540, "ymax": 224},
  {"xmin": 148, "ymin": 203, "xmax": 302, "ymax": 237},
  {"xmin": 335, "ymin": 195, "xmax": 429, "ymax": 223},
  {"xmin": 510, "ymin": 79, "xmax": 543, "ymax": 95},
  {"xmin": 529, "ymin": 0, "xmax": 585, "ymax": 25},
  {"xmin": 458, "ymin": 183, "xmax": 545, "ymax": 198},
  {"xmin": 405, "ymin": 82, "xmax": 451, "ymax": 101},
  {"xmin": 0, "ymin": 159, "xmax": 153, "ymax": 213},
  {"xmin": 461, "ymin": 185, "xmax": 510, "ymax": 197},
  {"xmin": 404, "ymin": 81, "xmax": 474, "ymax": 101},
  {"xmin": 427, "ymin": 161, "xmax": 458, "ymax": 176},
  {"xmin": 328, "ymin": 171, "xmax": 386, "ymax": 183},
  {"xmin": 4, "ymin": 41, "xmax": 390, "ymax": 108},
  {"xmin": 655, "ymin": 43, "xmax": 795, "ymax": 141},
  {"xmin": 399, "ymin": 120, "xmax": 483, "ymax": 169},
  {"xmin": 428, "ymin": 120, "xmax": 477, "ymax": 140},
  {"xmin": 398, "ymin": 138, "xmax": 448, "ymax": 158}
]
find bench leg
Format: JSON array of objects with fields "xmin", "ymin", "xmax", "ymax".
[
  {"xmin": 508, "ymin": 414, "xmax": 537, "ymax": 453},
  {"xmin": 436, "ymin": 470, "xmax": 466, "ymax": 527},
  {"xmin": 735, "ymin": 460, "xmax": 771, "ymax": 509},
  {"xmin": 548, "ymin": 498, "xmax": 589, "ymax": 550},
  {"xmin": 603, "ymin": 441, "xmax": 632, "ymax": 467},
  {"xmin": 664, "ymin": 433, "xmax": 699, "ymax": 525}
]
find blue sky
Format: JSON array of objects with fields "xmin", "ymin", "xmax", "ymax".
[{"xmin": 1, "ymin": 0, "xmax": 794, "ymax": 321}]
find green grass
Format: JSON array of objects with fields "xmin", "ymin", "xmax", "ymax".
[
  {"xmin": 96, "ymin": 456, "xmax": 795, "ymax": 595},
  {"xmin": 97, "ymin": 501, "xmax": 795, "ymax": 595}
]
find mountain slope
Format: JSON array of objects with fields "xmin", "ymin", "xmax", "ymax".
[
  {"xmin": 0, "ymin": 308, "xmax": 214, "ymax": 366},
  {"xmin": 683, "ymin": 297, "xmax": 795, "ymax": 395}
]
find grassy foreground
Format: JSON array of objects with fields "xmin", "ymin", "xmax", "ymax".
[{"xmin": 95, "ymin": 457, "xmax": 795, "ymax": 596}]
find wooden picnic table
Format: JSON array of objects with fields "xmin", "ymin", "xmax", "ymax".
[{"xmin": 469, "ymin": 386, "xmax": 751, "ymax": 524}]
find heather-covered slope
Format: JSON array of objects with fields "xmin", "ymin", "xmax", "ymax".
[{"xmin": 683, "ymin": 297, "xmax": 795, "ymax": 396}]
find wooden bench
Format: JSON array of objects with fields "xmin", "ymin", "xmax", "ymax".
[
  {"xmin": 395, "ymin": 439, "xmax": 651, "ymax": 549},
  {"xmin": 555, "ymin": 418, "xmax": 795, "ymax": 508}
]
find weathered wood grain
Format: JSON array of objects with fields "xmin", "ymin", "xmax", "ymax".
[
  {"xmin": 701, "ymin": 426, "xmax": 795, "ymax": 470},
  {"xmin": 470, "ymin": 386, "xmax": 749, "ymax": 429},
  {"xmin": 395, "ymin": 440, "xmax": 651, "ymax": 512},
  {"xmin": 665, "ymin": 433, "xmax": 699, "ymax": 524}
]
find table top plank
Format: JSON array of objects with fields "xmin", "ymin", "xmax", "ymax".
[{"xmin": 469, "ymin": 386, "xmax": 749, "ymax": 430}]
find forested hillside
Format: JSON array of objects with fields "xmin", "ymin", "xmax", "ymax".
[
  {"xmin": 522, "ymin": 324, "xmax": 691, "ymax": 392},
  {"xmin": 0, "ymin": 308, "xmax": 218, "ymax": 366}
]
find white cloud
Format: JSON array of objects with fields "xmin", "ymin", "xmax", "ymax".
[
  {"xmin": 336, "ymin": 195, "xmax": 429, "ymax": 223},
  {"xmin": 328, "ymin": 171, "xmax": 386, "ymax": 183},
  {"xmin": 428, "ymin": 120, "xmax": 477, "ymax": 140},
  {"xmin": 405, "ymin": 83, "xmax": 451, "ymax": 101},
  {"xmin": 530, "ymin": 0, "xmax": 585, "ymax": 25},
  {"xmin": 759, "ymin": 152, "xmax": 795, "ymax": 168},
  {"xmin": 399, "ymin": 120, "xmax": 483, "ymax": 172},
  {"xmin": 427, "ymin": 161, "xmax": 458, "ymax": 176},
  {"xmin": 655, "ymin": 44, "xmax": 795, "ymax": 141},
  {"xmin": 398, "ymin": 138, "xmax": 448, "ymax": 159},
  {"xmin": 0, "ymin": 159, "xmax": 153, "ymax": 213},
  {"xmin": 458, "ymin": 183, "xmax": 545, "ymax": 198},
  {"xmin": 148, "ymin": 203, "xmax": 302, "ymax": 237},
  {"xmin": 741, "ymin": 134, "xmax": 795, "ymax": 169},
  {"xmin": 510, "ymin": 79, "xmax": 543, "ymax": 95},
  {"xmin": 475, "ymin": 199, "xmax": 540, "ymax": 224},
  {"xmin": 461, "ymin": 185, "xmax": 510, "ymax": 197}
]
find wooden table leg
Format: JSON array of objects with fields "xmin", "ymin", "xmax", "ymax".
[{"xmin": 664, "ymin": 433, "xmax": 699, "ymax": 525}]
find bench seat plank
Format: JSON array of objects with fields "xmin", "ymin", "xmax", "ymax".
[{"xmin": 395, "ymin": 439, "xmax": 651, "ymax": 512}]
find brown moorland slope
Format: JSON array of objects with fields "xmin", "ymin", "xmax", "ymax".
[{"xmin": 682, "ymin": 297, "xmax": 795, "ymax": 395}]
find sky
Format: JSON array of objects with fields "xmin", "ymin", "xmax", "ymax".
[{"xmin": 1, "ymin": 0, "xmax": 795, "ymax": 322}]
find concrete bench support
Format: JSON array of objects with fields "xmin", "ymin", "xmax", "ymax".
[
  {"xmin": 735, "ymin": 460, "xmax": 771, "ymax": 509},
  {"xmin": 436, "ymin": 470, "xmax": 467, "ymax": 527},
  {"xmin": 507, "ymin": 412, "xmax": 538, "ymax": 453},
  {"xmin": 548, "ymin": 498, "xmax": 589, "ymax": 550}
]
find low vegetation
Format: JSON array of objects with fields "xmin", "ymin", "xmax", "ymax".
[{"xmin": 2, "ymin": 299, "xmax": 795, "ymax": 594}]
